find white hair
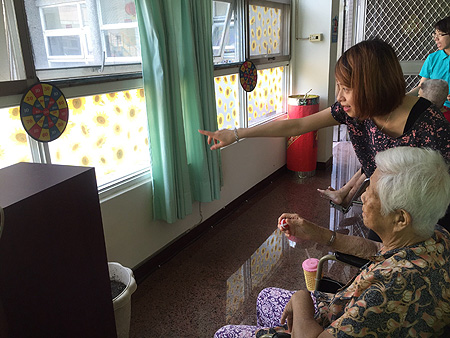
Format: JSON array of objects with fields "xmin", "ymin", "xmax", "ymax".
[
  {"xmin": 375, "ymin": 147, "xmax": 450, "ymax": 238},
  {"xmin": 419, "ymin": 79, "xmax": 449, "ymax": 108}
]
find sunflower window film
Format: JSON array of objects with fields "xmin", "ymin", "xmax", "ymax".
[
  {"xmin": 46, "ymin": 89, "xmax": 150, "ymax": 187},
  {"xmin": 214, "ymin": 73, "xmax": 240, "ymax": 129},
  {"xmin": 24, "ymin": 0, "xmax": 141, "ymax": 80},
  {"xmin": 248, "ymin": 0, "xmax": 290, "ymax": 59},
  {"xmin": 0, "ymin": 106, "xmax": 33, "ymax": 170},
  {"xmin": 247, "ymin": 66, "xmax": 286, "ymax": 127},
  {"xmin": 213, "ymin": 0, "xmax": 290, "ymax": 131}
]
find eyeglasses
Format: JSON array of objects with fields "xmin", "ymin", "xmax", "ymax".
[{"xmin": 432, "ymin": 32, "xmax": 449, "ymax": 39}]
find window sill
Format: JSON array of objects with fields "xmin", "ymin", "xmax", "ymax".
[{"xmin": 99, "ymin": 168, "xmax": 152, "ymax": 204}]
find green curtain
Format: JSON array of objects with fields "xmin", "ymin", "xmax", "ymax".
[{"xmin": 136, "ymin": 0, "xmax": 221, "ymax": 223}]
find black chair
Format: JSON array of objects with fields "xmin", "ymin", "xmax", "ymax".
[{"xmin": 315, "ymin": 251, "xmax": 368, "ymax": 293}]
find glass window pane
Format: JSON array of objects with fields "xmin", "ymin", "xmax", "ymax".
[
  {"xmin": 0, "ymin": 106, "xmax": 33, "ymax": 170},
  {"xmin": 249, "ymin": 5, "xmax": 281, "ymax": 57},
  {"xmin": 47, "ymin": 89, "xmax": 150, "ymax": 186},
  {"xmin": 214, "ymin": 74, "xmax": 240, "ymax": 129},
  {"xmin": 25, "ymin": 0, "xmax": 141, "ymax": 74},
  {"xmin": 0, "ymin": 0, "xmax": 26, "ymax": 82},
  {"xmin": 213, "ymin": 1, "xmax": 239, "ymax": 65},
  {"xmin": 214, "ymin": 1, "xmax": 230, "ymax": 16},
  {"xmin": 42, "ymin": 5, "xmax": 80, "ymax": 30},
  {"xmin": 103, "ymin": 28, "xmax": 140, "ymax": 59},
  {"xmin": 98, "ymin": 0, "xmax": 137, "ymax": 24},
  {"xmin": 47, "ymin": 36, "xmax": 82, "ymax": 56},
  {"xmin": 248, "ymin": 66, "xmax": 285, "ymax": 127},
  {"xmin": 212, "ymin": 24, "xmax": 225, "ymax": 56},
  {"xmin": 212, "ymin": 1, "xmax": 230, "ymax": 54}
]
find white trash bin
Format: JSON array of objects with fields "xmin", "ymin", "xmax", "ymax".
[{"xmin": 108, "ymin": 262, "xmax": 137, "ymax": 338}]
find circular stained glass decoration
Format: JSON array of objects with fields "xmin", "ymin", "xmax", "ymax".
[
  {"xmin": 239, "ymin": 60, "xmax": 258, "ymax": 92},
  {"xmin": 20, "ymin": 82, "xmax": 69, "ymax": 142}
]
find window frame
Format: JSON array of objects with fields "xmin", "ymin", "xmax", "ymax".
[
  {"xmin": 247, "ymin": 0, "xmax": 291, "ymax": 63},
  {"xmin": 0, "ymin": 0, "xmax": 144, "ymax": 100},
  {"xmin": 213, "ymin": 0, "xmax": 291, "ymax": 129},
  {"xmin": 213, "ymin": 0, "xmax": 239, "ymax": 64},
  {"xmin": 0, "ymin": 0, "xmax": 148, "ymax": 194},
  {"xmin": 39, "ymin": 3, "xmax": 90, "ymax": 63},
  {"xmin": 1, "ymin": 0, "xmax": 38, "ymax": 97}
]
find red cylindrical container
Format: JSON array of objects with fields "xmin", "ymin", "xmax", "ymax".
[{"xmin": 286, "ymin": 94, "xmax": 319, "ymax": 177}]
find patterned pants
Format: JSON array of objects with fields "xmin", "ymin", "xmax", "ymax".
[{"xmin": 214, "ymin": 287, "xmax": 296, "ymax": 338}]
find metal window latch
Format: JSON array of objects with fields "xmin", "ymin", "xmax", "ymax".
[{"xmin": 98, "ymin": 51, "xmax": 106, "ymax": 73}]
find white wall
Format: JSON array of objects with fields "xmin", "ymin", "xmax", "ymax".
[
  {"xmin": 101, "ymin": 136, "xmax": 287, "ymax": 269},
  {"xmin": 290, "ymin": 0, "xmax": 339, "ymax": 163}
]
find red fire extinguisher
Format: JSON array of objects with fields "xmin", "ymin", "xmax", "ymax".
[{"xmin": 286, "ymin": 94, "xmax": 319, "ymax": 177}]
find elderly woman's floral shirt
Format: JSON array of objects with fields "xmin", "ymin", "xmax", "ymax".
[
  {"xmin": 314, "ymin": 226, "xmax": 450, "ymax": 337},
  {"xmin": 331, "ymin": 99, "xmax": 450, "ymax": 176}
]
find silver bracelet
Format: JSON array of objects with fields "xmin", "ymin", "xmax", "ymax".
[
  {"xmin": 234, "ymin": 128, "xmax": 240, "ymax": 143},
  {"xmin": 327, "ymin": 230, "xmax": 337, "ymax": 246}
]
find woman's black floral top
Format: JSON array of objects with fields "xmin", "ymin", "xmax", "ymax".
[{"xmin": 331, "ymin": 99, "xmax": 450, "ymax": 176}]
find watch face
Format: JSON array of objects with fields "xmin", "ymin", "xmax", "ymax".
[
  {"xmin": 239, "ymin": 60, "xmax": 258, "ymax": 92},
  {"xmin": 20, "ymin": 82, "xmax": 69, "ymax": 142}
]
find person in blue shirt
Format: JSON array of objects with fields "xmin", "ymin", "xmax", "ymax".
[{"xmin": 409, "ymin": 17, "xmax": 450, "ymax": 115}]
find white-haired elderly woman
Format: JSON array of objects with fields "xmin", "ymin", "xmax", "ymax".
[
  {"xmin": 214, "ymin": 147, "xmax": 450, "ymax": 338},
  {"xmin": 418, "ymin": 79, "xmax": 450, "ymax": 122}
]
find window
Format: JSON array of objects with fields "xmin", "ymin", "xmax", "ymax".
[
  {"xmin": 247, "ymin": 66, "xmax": 286, "ymax": 127},
  {"xmin": 0, "ymin": 0, "xmax": 290, "ymax": 191},
  {"xmin": 0, "ymin": 106, "xmax": 32, "ymax": 169},
  {"xmin": 249, "ymin": 3, "xmax": 285, "ymax": 58},
  {"xmin": 0, "ymin": 0, "xmax": 29, "ymax": 94},
  {"xmin": 213, "ymin": 0, "xmax": 290, "ymax": 130},
  {"xmin": 24, "ymin": 0, "xmax": 141, "ymax": 80},
  {"xmin": 214, "ymin": 73, "xmax": 240, "ymax": 129},
  {"xmin": 0, "ymin": 0, "xmax": 148, "ymax": 189},
  {"xmin": 0, "ymin": 88, "xmax": 150, "ymax": 187},
  {"xmin": 47, "ymin": 89, "xmax": 150, "ymax": 187},
  {"xmin": 213, "ymin": 1, "xmax": 241, "ymax": 64}
]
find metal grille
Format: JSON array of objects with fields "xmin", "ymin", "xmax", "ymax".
[
  {"xmin": 342, "ymin": 0, "xmax": 354, "ymax": 52},
  {"xmin": 405, "ymin": 74, "xmax": 421, "ymax": 92},
  {"xmin": 364, "ymin": 1, "xmax": 450, "ymax": 61}
]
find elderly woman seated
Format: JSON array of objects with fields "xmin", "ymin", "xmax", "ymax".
[
  {"xmin": 214, "ymin": 146, "xmax": 450, "ymax": 338},
  {"xmin": 418, "ymin": 79, "xmax": 450, "ymax": 122}
]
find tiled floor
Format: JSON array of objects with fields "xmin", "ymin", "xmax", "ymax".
[{"xmin": 129, "ymin": 142, "xmax": 366, "ymax": 338}]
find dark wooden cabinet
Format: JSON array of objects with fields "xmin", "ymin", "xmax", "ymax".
[{"xmin": 0, "ymin": 163, "xmax": 117, "ymax": 338}]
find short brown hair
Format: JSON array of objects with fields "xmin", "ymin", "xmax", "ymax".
[{"xmin": 335, "ymin": 38, "xmax": 405, "ymax": 119}]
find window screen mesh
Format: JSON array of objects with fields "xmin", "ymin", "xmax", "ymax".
[
  {"xmin": 364, "ymin": 0, "xmax": 450, "ymax": 91},
  {"xmin": 364, "ymin": 1, "xmax": 450, "ymax": 61}
]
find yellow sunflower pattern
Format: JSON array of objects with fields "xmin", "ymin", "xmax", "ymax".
[
  {"xmin": 250, "ymin": 229, "xmax": 284, "ymax": 286},
  {"xmin": 214, "ymin": 74, "xmax": 240, "ymax": 130},
  {"xmin": 250, "ymin": 5, "xmax": 281, "ymax": 56},
  {"xmin": 0, "ymin": 106, "xmax": 32, "ymax": 169},
  {"xmin": 247, "ymin": 66, "xmax": 284, "ymax": 127},
  {"xmin": 226, "ymin": 229, "xmax": 286, "ymax": 321},
  {"xmin": 226, "ymin": 265, "xmax": 245, "ymax": 321},
  {"xmin": 48, "ymin": 89, "xmax": 150, "ymax": 186}
]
